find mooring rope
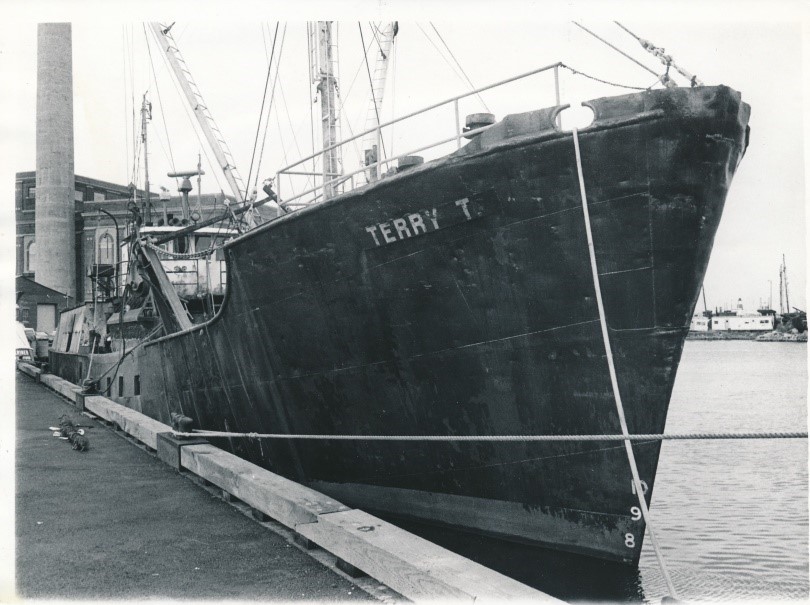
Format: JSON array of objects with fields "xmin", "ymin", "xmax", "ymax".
[
  {"xmin": 572, "ymin": 127, "xmax": 678, "ymax": 599},
  {"xmin": 171, "ymin": 430, "xmax": 808, "ymax": 441}
]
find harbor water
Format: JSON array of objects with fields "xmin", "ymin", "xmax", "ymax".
[{"xmin": 394, "ymin": 340, "xmax": 808, "ymax": 602}]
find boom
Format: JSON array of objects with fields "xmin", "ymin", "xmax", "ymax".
[{"xmin": 148, "ymin": 22, "xmax": 250, "ymax": 209}]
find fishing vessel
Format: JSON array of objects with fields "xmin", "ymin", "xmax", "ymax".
[{"xmin": 49, "ymin": 22, "xmax": 750, "ymax": 565}]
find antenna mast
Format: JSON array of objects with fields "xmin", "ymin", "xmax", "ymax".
[{"xmin": 140, "ymin": 93, "xmax": 152, "ymax": 225}]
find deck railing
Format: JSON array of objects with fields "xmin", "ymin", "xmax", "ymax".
[{"xmin": 276, "ymin": 62, "xmax": 563, "ymax": 209}]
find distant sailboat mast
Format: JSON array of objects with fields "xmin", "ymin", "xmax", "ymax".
[{"xmin": 781, "ymin": 254, "xmax": 791, "ymax": 314}]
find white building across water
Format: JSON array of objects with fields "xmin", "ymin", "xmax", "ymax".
[{"xmin": 690, "ymin": 298, "xmax": 775, "ymax": 332}]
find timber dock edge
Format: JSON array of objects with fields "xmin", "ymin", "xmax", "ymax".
[{"xmin": 17, "ymin": 362, "xmax": 560, "ymax": 603}]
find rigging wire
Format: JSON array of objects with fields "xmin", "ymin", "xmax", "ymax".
[
  {"xmin": 254, "ymin": 23, "xmax": 288, "ymax": 194},
  {"xmin": 336, "ymin": 22, "xmax": 342, "ymax": 177},
  {"xmin": 613, "ymin": 20, "xmax": 702, "ymax": 87},
  {"xmin": 261, "ymin": 21, "xmax": 270, "ymax": 64},
  {"xmin": 334, "ymin": 31, "xmax": 379, "ymax": 170},
  {"xmin": 121, "ymin": 26, "xmax": 130, "ymax": 185},
  {"xmin": 614, "ymin": 20, "xmax": 643, "ymax": 43},
  {"xmin": 429, "ymin": 23, "xmax": 491, "ymax": 113},
  {"xmin": 131, "ymin": 109, "xmax": 144, "ymax": 189},
  {"xmin": 416, "ymin": 24, "xmax": 477, "ymax": 102},
  {"xmin": 306, "ymin": 23, "xmax": 317, "ymax": 193},
  {"xmin": 272, "ymin": 90, "xmax": 295, "ymax": 199},
  {"xmin": 130, "ymin": 25, "xmax": 136, "ymax": 185},
  {"xmin": 368, "ymin": 21, "xmax": 384, "ymax": 56},
  {"xmin": 572, "ymin": 21, "xmax": 659, "ymax": 79},
  {"xmin": 358, "ymin": 23, "xmax": 386, "ymax": 160},
  {"xmin": 277, "ymin": 53, "xmax": 315, "ymax": 193},
  {"xmin": 148, "ymin": 26, "xmax": 228, "ymax": 195},
  {"xmin": 143, "ymin": 24, "xmax": 179, "ymax": 190},
  {"xmin": 559, "ymin": 63, "xmax": 650, "ymax": 91},
  {"xmin": 390, "ymin": 29, "xmax": 397, "ymax": 157},
  {"xmin": 175, "ymin": 23, "xmax": 189, "ymax": 43},
  {"xmin": 148, "ymin": 24, "xmax": 225, "ymax": 195},
  {"xmin": 294, "ymin": 21, "xmax": 377, "ymax": 194},
  {"xmin": 245, "ymin": 21, "xmax": 280, "ymax": 197}
]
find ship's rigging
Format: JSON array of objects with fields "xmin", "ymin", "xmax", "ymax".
[
  {"xmin": 119, "ymin": 20, "xmax": 709, "ymax": 271},
  {"xmin": 148, "ymin": 22, "xmax": 264, "ymax": 229}
]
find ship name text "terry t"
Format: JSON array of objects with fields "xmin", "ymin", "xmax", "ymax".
[{"xmin": 365, "ymin": 198, "xmax": 477, "ymax": 247}]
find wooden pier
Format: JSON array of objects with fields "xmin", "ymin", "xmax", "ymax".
[{"xmin": 16, "ymin": 362, "xmax": 559, "ymax": 602}]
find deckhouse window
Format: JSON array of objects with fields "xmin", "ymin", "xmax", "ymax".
[{"xmin": 176, "ymin": 236, "xmax": 189, "ymax": 254}]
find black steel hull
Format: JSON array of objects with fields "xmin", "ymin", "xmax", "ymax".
[{"xmin": 104, "ymin": 86, "xmax": 748, "ymax": 565}]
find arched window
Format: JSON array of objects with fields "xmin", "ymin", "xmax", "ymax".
[
  {"xmin": 97, "ymin": 233, "xmax": 115, "ymax": 265},
  {"xmin": 25, "ymin": 241, "xmax": 36, "ymax": 274}
]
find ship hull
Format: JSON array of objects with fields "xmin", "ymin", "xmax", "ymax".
[{"xmin": 80, "ymin": 86, "xmax": 750, "ymax": 565}]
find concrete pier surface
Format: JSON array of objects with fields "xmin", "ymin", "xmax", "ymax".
[{"xmin": 14, "ymin": 372, "xmax": 379, "ymax": 601}]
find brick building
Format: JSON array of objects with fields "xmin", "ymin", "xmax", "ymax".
[{"xmin": 16, "ymin": 170, "xmax": 258, "ymax": 306}]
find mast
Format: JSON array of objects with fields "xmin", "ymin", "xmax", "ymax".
[
  {"xmin": 783, "ymin": 254, "xmax": 790, "ymax": 313},
  {"xmin": 779, "ymin": 260, "xmax": 784, "ymax": 314},
  {"xmin": 140, "ymin": 93, "xmax": 152, "ymax": 225},
  {"xmin": 309, "ymin": 21, "xmax": 342, "ymax": 199},
  {"xmin": 362, "ymin": 22, "xmax": 398, "ymax": 183}
]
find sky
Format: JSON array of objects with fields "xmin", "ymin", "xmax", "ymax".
[
  {"xmin": 0, "ymin": 0, "xmax": 808, "ymax": 598},
  {"xmin": 1, "ymin": 2, "xmax": 809, "ymax": 316},
  {"xmin": 0, "ymin": 2, "xmax": 806, "ymax": 316}
]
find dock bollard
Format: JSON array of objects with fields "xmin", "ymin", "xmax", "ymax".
[{"xmin": 156, "ymin": 415, "xmax": 208, "ymax": 470}]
